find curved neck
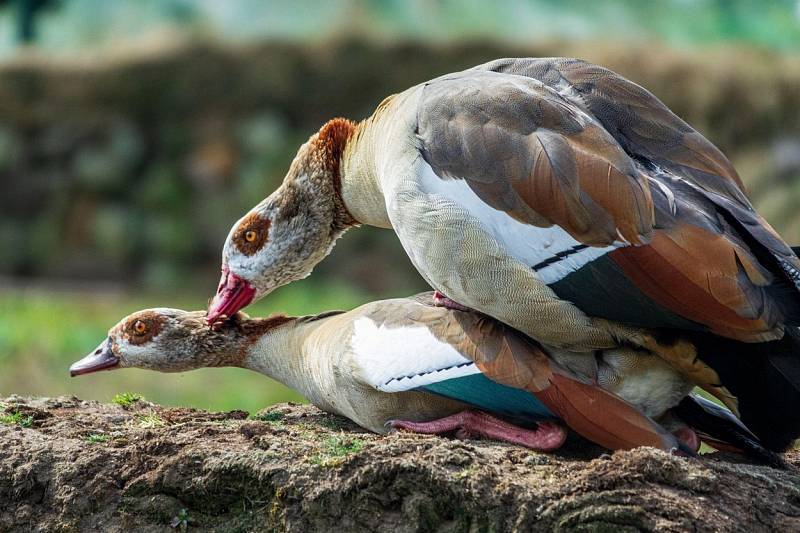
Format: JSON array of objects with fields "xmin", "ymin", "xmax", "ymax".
[{"xmin": 340, "ymin": 120, "xmax": 392, "ymax": 229}]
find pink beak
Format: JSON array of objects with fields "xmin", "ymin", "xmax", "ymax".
[
  {"xmin": 70, "ymin": 338, "xmax": 120, "ymax": 377},
  {"xmin": 207, "ymin": 266, "xmax": 257, "ymax": 325}
]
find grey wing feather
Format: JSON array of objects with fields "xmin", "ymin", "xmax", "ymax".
[{"xmin": 416, "ymin": 69, "xmax": 654, "ymax": 245}]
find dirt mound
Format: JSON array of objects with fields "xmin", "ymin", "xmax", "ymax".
[{"xmin": 1, "ymin": 396, "xmax": 798, "ymax": 532}]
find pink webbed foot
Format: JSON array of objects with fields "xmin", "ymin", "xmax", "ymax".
[
  {"xmin": 432, "ymin": 291, "xmax": 473, "ymax": 312},
  {"xmin": 387, "ymin": 410, "xmax": 567, "ymax": 452}
]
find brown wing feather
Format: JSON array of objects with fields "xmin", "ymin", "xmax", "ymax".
[
  {"xmin": 417, "ymin": 61, "xmax": 799, "ymax": 340},
  {"xmin": 476, "ymin": 58, "xmax": 748, "ymax": 206},
  {"xmin": 417, "ymin": 71, "xmax": 654, "ymax": 245},
  {"xmin": 607, "ymin": 173, "xmax": 793, "ymax": 341},
  {"xmin": 610, "ymin": 228, "xmax": 780, "ymax": 341},
  {"xmin": 535, "ymin": 374, "xmax": 682, "ymax": 452}
]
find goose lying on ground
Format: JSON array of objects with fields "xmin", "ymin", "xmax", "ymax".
[
  {"xmin": 207, "ymin": 58, "xmax": 800, "ymax": 453},
  {"xmin": 73, "ymin": 294, "xmax": 774, "ymax": 461}
]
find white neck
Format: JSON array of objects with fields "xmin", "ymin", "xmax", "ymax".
[
  {"xmin": 239, "ymin": 318, "xmax": 337, "ymax": 409},
  {"xmin": 339, "ymin": 87, "xmax": 423, "ymax": 230},
  {"xmin": 340, "ymin": 120, "xmax": 392, "ymax": 229}
]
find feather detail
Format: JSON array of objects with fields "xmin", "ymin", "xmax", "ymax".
[
  {"xmin": 417, "ymin": 71, "xmax": 654, "ymax": 246},
  {"xmin": 476, "ymin": 58, "xmax": 749, "ymax": 206},
  {"xmin": 674, "ymin": 394, "xmax": 783, "ymax": 467},
  {"xmin": 635, "ymin": 334, "xmax": 739, "ymax": 415},
  {"xmin": 687, "ymin": 328, "xmax": 800, "ymax": 452},
  {"xmin": 534, "ymin": 373, "xmax": 683, "ymax": 452},
  {"xmin": 414, "ymin": 58, "xmax": 799, "ymax": 342},
  {"xmin": 610, "ymin": 227, "xmax": 780, "ymax": 342}
]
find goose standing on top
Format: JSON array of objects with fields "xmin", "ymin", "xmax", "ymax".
[
  {"xmin": 206, "ymin": 58, "xmax": 800, "ymax": 452},
  {"xmin": 72, "ymin": 294, "xmax": 772, "ymax": 460}
]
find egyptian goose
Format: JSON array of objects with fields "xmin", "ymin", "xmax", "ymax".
[
  {"xmin": 206, "ymin": 58, "xmax": 800, "ymax": 452},
  {"xmin": 73, "ymin": 294, "xmax": 776, "ymax": 461}
]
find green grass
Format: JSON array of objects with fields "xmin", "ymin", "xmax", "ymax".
[
  {"xmin": 311, "ymin": 435, "xmax": 366, "ymax": 467},
  {"xmin": 85, "ymin": 433, "xmax": 109, "ymax": 444},
  {"xmin": 252, "ymin": 411, "xmax": 285, "ymax": 422},
  {"xmin": 0, "ymin": 410, "xmax": 33, "ymax": 428},
  {"xmin": 112, "ymin": 392, "xmax": 143, "ymax": 408},
  {"xmin": 171, "ymin": 508, "xmax": 190, "ymax": 532},
  {"xmin": 0, "ymin": 281, "xmax": 375, "ymax": 413}
]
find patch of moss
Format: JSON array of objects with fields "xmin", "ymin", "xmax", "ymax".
[
  {"xmin": 311, "ymin": 435, "xmax": 365, "ymax": 467},
  {"xmin": 85, "ymin": 433, "xmax": 109, "ymax": 444},
  {"xmin": 456, "ymin": 465, "xmax": 477, "ymax": 480},
  {"xmin": 316, "ymin": 416, "xmax": 352, "ymax": 431},
  {"xmin": 252, "ymin": 411, "xmax": 284, "ymax": 422},
  {"xmin": 112, "ymin": 392, "xmax": 143, "ymax": 408},
  {"xmin": 170, "ymin": 508, "xmax": 190, "ymax": 532}
]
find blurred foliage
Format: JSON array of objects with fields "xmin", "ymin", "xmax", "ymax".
[
  {"xmin": 0, "ymin": 38, "xmax": 798, "ymax": 296},
  {"xmin": 0, "ymin": 0, "xmax": 799, "ymax": 54},
  {"xmin": 0, "ymin": 0, "xmax": 61, "ymax": 44}
]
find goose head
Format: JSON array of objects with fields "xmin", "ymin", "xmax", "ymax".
[
  {"xmin": 207, "ymin": 119, "xmax": 357, "ymax": 324},
  {"xmin": 70, "ymin": 309, "xmax": 249, "ymax": 376}
]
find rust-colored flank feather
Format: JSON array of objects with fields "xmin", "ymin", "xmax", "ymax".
[
  {"xmin": 436, "ymin": 310, "xmax": 679, "ymax": 452},
  {"xmin": 610, "ymin": 224, "xmax": 779, "ymax": 341}
]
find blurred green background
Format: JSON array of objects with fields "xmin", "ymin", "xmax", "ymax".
[{"xmin": 0, "ymin": 0, "xmax": 799, "ymax": 413}]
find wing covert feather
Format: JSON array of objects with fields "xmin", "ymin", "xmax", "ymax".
[
  {"xmin": 410, "ymin": 60, "xmax": 800, "ymax": 340},
  {"xmin": 415, "ymin": 300, "xmax": 682, "ymax": 452},
  {"xmin": 417, "ymin": 72, "xmax": 654, "ymax": 245},
  {"xmin": 474, "ymin": 57, "xmax": 749, "ymax": 207}
]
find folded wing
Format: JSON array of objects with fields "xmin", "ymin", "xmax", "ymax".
[{"xmin": 416, "ymin": 64, "xmax": 800, "ymax": 342}]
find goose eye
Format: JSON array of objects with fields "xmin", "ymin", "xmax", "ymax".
[
  {"xmin": 133, "ymin": 320, "xmax": 147, "ymax": 335},
  {"xmin": 233, "ymin": 213, "xmax": 270, "ymax": 256}
]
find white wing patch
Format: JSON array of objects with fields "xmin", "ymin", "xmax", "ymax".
[
  {"xmin": 418, "ymin": 161, "xmax": 620, "ymax": 284},
  {"xmin": 351, "ymin": 316, "xmax": 480, "ymax": 393}
]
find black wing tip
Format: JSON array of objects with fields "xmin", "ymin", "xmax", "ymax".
[{"xmin": 675, "ymin": 394, "xmax": 789, "ymax": 468}]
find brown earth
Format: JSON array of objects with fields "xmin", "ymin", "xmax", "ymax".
[{"xmin": 1, "ymin": 396, "xmax": 799, "ymax": 532}]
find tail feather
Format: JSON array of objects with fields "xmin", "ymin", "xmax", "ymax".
[
  {"xmin": 689, "ymin": 328, "xmax": 800, "ymax": 451},
  {"xmin": 674, "ymin": 393, "xmax": 784, "ymax": 467}
]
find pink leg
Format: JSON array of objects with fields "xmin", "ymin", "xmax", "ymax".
[
  {"xmin": 432, "ymin": 291, "xmax": 472, "ymax": 312},
  {"xmin": 388, "ymin": 410, "xmax": 567, "ymax": 452}
]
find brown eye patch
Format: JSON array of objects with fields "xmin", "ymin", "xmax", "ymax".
[
  {"xmin": 122, "ymin": 311, "xmax": 165, "ymax": 346},
  {"xmin": 233, "ymin": 212, "xmax": 271, "ymax": 256}
]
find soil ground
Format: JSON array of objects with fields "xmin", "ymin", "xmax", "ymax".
[{"xmin": 1, "ymin": 396, "xmax": 798, "ymax": 532}]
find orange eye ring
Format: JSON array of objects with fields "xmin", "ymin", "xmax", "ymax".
[
  {"xmin": 244, "ymin": 230, "xmax": 257, "ymax": 243},
  {"xmin": 133, "ymin": 320, "xmax": 147, "ymax": 335}
]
